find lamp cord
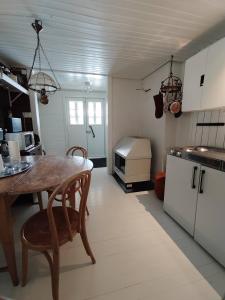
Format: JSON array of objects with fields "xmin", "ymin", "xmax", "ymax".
[
  {"xmin": 40, "ymin": 43, "xmax": 61, "ymax": 89},
  {"xmin": 28, "ymin": 31, "xmax": 40, "ymax": 82}
]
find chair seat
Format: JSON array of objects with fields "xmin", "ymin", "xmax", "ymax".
[{"xmin": 22, "ymin": 207, "xmax": 79, "ymax": 248}]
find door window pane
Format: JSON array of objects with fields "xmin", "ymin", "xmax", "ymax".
[
  {"xmin": 69, "ymin": 101, "xmax": 84, "ymax": 125},
  {"xmin": 88, "ymin": 102, "xmax": 102, "ymax": 125}
]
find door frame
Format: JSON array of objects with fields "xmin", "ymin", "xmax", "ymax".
[
  {"xmin": 86, "ymin": 97, "xmax": 106, "ymax": 158},
  {"xmin": 64, "ymin": 95, "xmax": 106, "ymax": 158}
]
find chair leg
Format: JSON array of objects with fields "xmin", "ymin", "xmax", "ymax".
[
  {"xmin": 43, "ymin": 250, "xmax": 59, "ymax": 300},
  {"xmin": 69, "ymin": 189, "xmax": 76, "ymax": 210},
  {"xmin": 51, "ymin": 251, "xmax": 60, "ymax": 300},
  {"xmin": 80, "ymin": 225, "xmax": 96, "ymax": 264},
  {"xmin": 79, "ymin": 190, "xmax": 89, "ymax": 215},
  {"xmin": 21, "ymin": 242, "xmax": 29, "ymax": 287},
  {"xmin": 37, "ymin": 192, "xmax": 44, "ymax": 210},
  {"xmin": 42, "ymin": 251, "xmax": 53, "ymax": 278},
  {"xmin": 86, "ymin": 206, "xmax": 90, "ymax": 216}
]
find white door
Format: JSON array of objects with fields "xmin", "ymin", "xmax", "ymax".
[
  {"xmin": 182, "ymin": 48, "xmax": 208, "ymax": 112},
  {"xmin": 86, "ymin": 99, "xmax": 105, "ymax": 158},
  {"xmin": 202, "ymin": 37, "xmax": 225, "ymax": 110},
  {"xmin": 194, "ymin": 166, "xmax": 225, "ymax": 266},
  {"xmin": 65, "ymin": 97, "xmax": 105, "ymax": 158},
  {"xmin": 164, "ymin": 155, "xmax": 200, "ymax": 235},
  {"xmin": 66, "ymin": 98, "xmax": 87, "ymax": 149}
]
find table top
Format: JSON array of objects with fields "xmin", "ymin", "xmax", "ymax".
[{"xmin": 0, "ymin": 155, "xmax": 93, "ymax": 195}]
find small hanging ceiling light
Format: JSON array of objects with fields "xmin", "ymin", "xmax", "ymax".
[
  {"xmin": 84, "ymin": 81, "xmax": 92, "ymax": 93},
  {"xmin": 28, "ymin": 19, "xmax": 61, "ymax": 104}
]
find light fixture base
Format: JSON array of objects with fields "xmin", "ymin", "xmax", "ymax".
[{"xmin": 32, "ymin": 19, "xmax": 43, "ymax": 34}]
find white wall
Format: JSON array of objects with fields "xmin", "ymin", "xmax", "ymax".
[
  {"xmin": 111, "ymin": 78, "xmax": 145, "ymax": 148},
  {"xmin": 107, "ymin": 77, "xmax": 146, "ymax": 172},
  {"xmin": 39, "ymin": 90, "xmax": 106, "ymax": 156},
  {"xmin": 176, "ymin": 109, "xmax": 225, "ymax": 148},
  {"xmin": 141, "ymin": 62, "xmax": 183, "ymax": 176}
]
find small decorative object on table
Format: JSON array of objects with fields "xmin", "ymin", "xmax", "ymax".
[{"xmin": 8, "ymin": 140, "xmax": 20, "ymax": 161}]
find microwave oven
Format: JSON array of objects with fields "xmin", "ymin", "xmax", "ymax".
[
  {"xmin": 7, "ymin": 117, "xmax": 22, "ymax": 133},
  {"xmin": 5, "ymin": 131, "xmax": 35, "ymax": 151}
]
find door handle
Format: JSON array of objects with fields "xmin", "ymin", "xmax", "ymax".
[
  {"xmin": 89, "ymin": 125, "xmax": 95, "ymax": 138},
  {"xmin": 191, "ymin": 166, "xmax": 198, "ymax": 189},
  {"xmin": 198, "ymin": 170, "xmax": 205, "ymax": 194},
  {"xmin": 200, "ymin": 74, "xmax": 205, "ymax": 87}
]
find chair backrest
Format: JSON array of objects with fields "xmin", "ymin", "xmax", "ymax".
[
  {"xmin": 47, "ymin": 170, "xmax": 91, "ymax": 248},
  {"xmin": 66, "ymin": 146, "xmax": 88, "ymax": 158}
]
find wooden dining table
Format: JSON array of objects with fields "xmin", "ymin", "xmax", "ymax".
[{"xmin": 0, "ymin": 155, "xmax": 93, "ymax": 286}]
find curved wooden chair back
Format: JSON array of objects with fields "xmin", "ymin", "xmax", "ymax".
[
  {"xmin": 21, "ymin": 170, "xmax": 95, "ymax": 300},
  {"xmin": 66, "ymin": 146, "xmax": 88, "ymax": 158},
  {"xmin": 47, "ymin": 170, "xmax": 91, "ymax": 247}
]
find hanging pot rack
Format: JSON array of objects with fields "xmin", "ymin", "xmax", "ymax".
[
  {"xmin": 160, "ymin": 55, "xmax": 182, "ymax": 95},
  {"xmin": 157, "ymin": 55, "xmax": 183, "ymax": 117}
]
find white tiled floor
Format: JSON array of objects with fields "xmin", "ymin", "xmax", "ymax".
[{"xmin": 0, "ymin": 168, "xmax": 225, "ymax": 299}]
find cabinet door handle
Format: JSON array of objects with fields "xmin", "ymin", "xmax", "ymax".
[
  {"xmin": 191, "ymin": 166, "xmax": 198, "ymax": 189},
  {"xmin": 200, "ymin": 74, "xmax": 205, "ymax": 87},
  {"xmin": 199, "ymin": 170, "xmax": 205, "ymax": 194}
]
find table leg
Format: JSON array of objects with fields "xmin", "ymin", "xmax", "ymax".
[{"xmin": 0, "ymin": 195, "xmax": 19, "ymax": 286}]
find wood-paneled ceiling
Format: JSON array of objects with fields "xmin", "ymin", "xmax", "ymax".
[{"xmin": 1, "ymin": 0, "xmax": 225, "ymax": 79}]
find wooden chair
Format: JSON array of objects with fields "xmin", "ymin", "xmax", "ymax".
[
  {"xmin": 66, "ymin": 146, "xmax": 88, "ymax": 158},
  {"xmin": 21, "ymin": 170, "xmax": 95, "ymax": 300},
  {"xmin": 65, "ymin": 146, "xmax": 89, "ymax": 215},
  {"xmin": 39, "ymin": 146, "xmax": 90, "ymax": 215},
  {"xmin": 36, "ymin": 149, "xmax": 47, "ymax": 210}
]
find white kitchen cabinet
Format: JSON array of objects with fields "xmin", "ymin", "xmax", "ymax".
[
  {"xmin": 194, "ymin": 166, "xmax": 225, "ymax": 266},
  {"xmin": 164, "ymin": 155, "xmax": 200, "ymax": 235},
  {"xmin": 202, "ymin": 37, "xmax": 225, "ymax": 110},
  {"xmin": 182, "ymin": 48, "xmax": 208, "ymax": 112}
]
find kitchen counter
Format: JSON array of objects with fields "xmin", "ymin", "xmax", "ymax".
[{"xmin": 169, "ymin": 146, "xmax": 225, "ymax": 172}]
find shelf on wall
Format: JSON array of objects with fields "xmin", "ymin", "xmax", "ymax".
[{"xmin": 0, "ymin": 71, "xmax": 28, "ymax": 95}]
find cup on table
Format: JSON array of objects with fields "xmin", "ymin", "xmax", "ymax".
[{"xmin": 8, "ymin": 140, "xmax": 21, "ymax": 162}]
